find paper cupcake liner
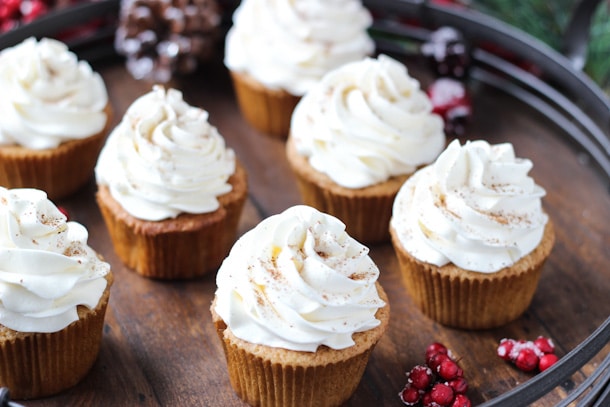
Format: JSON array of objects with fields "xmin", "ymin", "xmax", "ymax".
[
  {"xmin": 286, "ymin": 137, "xmax": 408, "ymax": 244},
  {"xmin": 230, "ymin": 71, "xmax": 300, "ymax": 139},
  {"xmin": 97, "ymin": 162, "xmax": 247, "ymax": 279},
  {"xmin": 211, "ymin": 284, "xmax": 390, "ymax": 407},
  {"xmin": 0, "ymin": 105, "xmax": 112, "ymax": 200},
  {"xmin": 390, "ymin": 220, "xmax": 555, "ymax": 330},
  {"xmin": 0, "ymin": 273, "xmax": 113, "ymax": 400}
]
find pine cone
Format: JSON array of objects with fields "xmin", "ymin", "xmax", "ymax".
[{"xmin": 115, "ymin": 0, "xmax": 221, "ymax": 83}]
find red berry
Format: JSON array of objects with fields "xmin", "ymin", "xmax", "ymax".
[
  {"xmin": 425, "ymin": 342, "xmax": 449, "ymax": 362},
  {"xmin": 538, "ymin": 354, "xmax": 559, "ymax": 372},
  {"xmin": 448, "ymin": 377, "xmax": 469, "ymax": 394},
  {"xmin": 421, "ymin": 391, "xmax": 434, "ymax": 407},
  {"xmin": 497, "ymin": 338, "xmax": 516, "ymax": 361},
  {"xmin": 451, "ymin": 394, "xmax": 472, "ymax": 407},
  {"xmin": 430, "ymin": 383, "xmax": 455, "ymax": 406},
  {"xmin": 399, "ymin": 384, "xmax": 421, "ymax": 406},
  {"xmin": 437, "ymin": 358, "xmax": 460, "ymax": 380},
  {"xmin": 515, "ymin": 348, "xmax": 539, "ymax": 372},
  {"xmin": 57, "ymin": 206, "xmax": 70, "ymax": 221},
  {"xmin": 534, "ymin": 336, "xmax": 555, "ymax": 354},
  {"xmin": 408, "ymin": 364, "xmax": 434, "ymax": 390},
  {"xmin": 428, "ymin": 353, "xmax": 452, "ymax": 371}
]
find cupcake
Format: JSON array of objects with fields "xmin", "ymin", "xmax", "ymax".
[
  {"xmin": 0, "ymin": 187, "xmax": 113, "ymax": 399},
  {"xmin": 224, "ymin": 0, "xmax": 374, "ymax": 138},
  {"xmin": 211, "ymin": 205, "xmax": 390, "ymax": 407},
  {"xmin": 287, "ymin": 54, "xmax": 446, "ymax": 244},
  {"xmin": 95, "ymin": 86, "xmax": 247, "ymax": 279},
  {"xmin": 0, "ymin": 37, "xmax": 112, "ymax": 200},
  {"xmin": 389, "ymin": 140, "xmax": 555, "ymax": 330}
]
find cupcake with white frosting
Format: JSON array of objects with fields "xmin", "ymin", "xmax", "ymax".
[
  {"xmin": 211, "ymin": 205, "xmax": 390, "ymax": 407},
  {"xmin": 0, "ymin": 37, "xmax": 112, "ymax": 199},
  {"xmin": 287, "ymin": 54, "xmax": 445, "ymax": 243},
  {"xmin": 95, "ymin": 86, "xmax": 247, "ymax": 279},
  {"xmin": 224, "ymin": 0, "xmax": 374, "ymax": 138},
  {"xmin": 390, "ymin": 139, "xmax": 555, "ymax": 329},
  {"xmin": 0, "ymin": 187, "xmax": 113, "ymax": 399}
]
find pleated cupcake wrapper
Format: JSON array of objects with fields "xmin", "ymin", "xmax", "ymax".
[
  {"xmin": 0, "ymin": 105, "xmax": 112, "ymax": 200},
  {"xmin": 230, "ymin": 71, "xmax": 300, "ymax": 139},
  {"xmin": 97, "ymin": 164, "xmax": 247, "ymax": 279},
  {"xmin": 213, "ymin": 319, "xmax": 372, "ymax": 407},
  {"xmin": 0, "ymin": 282, "xmax": 111, "ymax": 400},
  {"xmin": 293, "ymin": 173, "xmax": 395, "ymax": 244},
  {"xmin": 390, "ymin": 223, "xmax": 554, "ymax": 330}
]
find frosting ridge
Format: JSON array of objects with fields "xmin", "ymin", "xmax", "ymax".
[
  {"xmin": 0, "ymin": 37, "xmax": 109, "ymax": 149},
  {"xmin": 214, "ymin": 205, "xmax": 385, "ymax": 352},
  {"xmin": 391, "ymin": 139, "xmax": 549, "ymax": 273},
  {"xmin": 0, "ymin": 187, "xmax": 110, "ymax": 333},
  {"xmin": 224, "ymin": 0, "xmax": 374, "ymax": 96},
  {"xmin": 291, "ymin": 54, "xmax": 445, "ymax": 188},
  {"xmin": 95, "ymin": 86, "xmax": 236, "ymax": 221}
]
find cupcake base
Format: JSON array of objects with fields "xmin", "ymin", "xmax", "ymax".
[
  {"xmin": 0, "ymin": 272, "xmax": 113, "ymax": 400},
  {"xmin": 286, "ymin": 136, "xmax": 410, "ymax": 244},
  {"xmin": 390, "ymin": 220, "xmax": 555, "ymax": 330},
  {"xmin": 96, "ymin": 161, "xmax": 248, "ymax": 279},
  {"xmin": 211, "ymin": 283, "xmax": 390, "ymax": 407},
  {"xmin": 230, "ymin": 71, "xmax": 300, "ymax": 139},
  {"xmin": 0, "ymin": 104, "xmax": 113, "ymax": 200}
]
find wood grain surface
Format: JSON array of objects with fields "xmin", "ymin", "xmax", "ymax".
[{"xmin": 22, "ymin": 55, "xmax": 610, "ymax": 407}]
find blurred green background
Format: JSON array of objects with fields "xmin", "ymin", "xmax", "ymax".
[{"xmin": 470, "ymin": 0, "xmax": 610, "ymax": 95}]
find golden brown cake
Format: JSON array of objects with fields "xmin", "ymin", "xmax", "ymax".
[
  {"xmin": 224, "ymin": 0, "xmax": 375, "ymax": 139},
  {"xmin": 286, "ymin": 136, "xmax": 410, "ymax": 244},
  {"xmin": 96, "ymin": 162, "xmax": 248, "ymax": 279},
  {"xmin": 229, "ymin": 71, "xmax": 300, "ymax": 138},
  {"xmin": 389, "ymin": 140, "xmax": 556, "ymax": 329},
  {"xmin": 0, "ymin": 104, "xmax": 112, "ymax": 200},
  {"xmin": 211, "ymin": 205, "xmax": 390, "ymax": 407},
  {"xmin": 390, "ymin": 221, "xmax": 555, "ymax": 330},
  {"xmin": 0, "ymin": 273, "xmax": 113, "ymax": 399},
  {"xmin": 211, "ymin": 283, "xmax": 389, "ymax": 407}
]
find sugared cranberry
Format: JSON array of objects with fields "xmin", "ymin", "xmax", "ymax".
[
  {"xmin": 448, "ymin": 377, "xmax": 469, "ymax": 394},
  {"xmin": 425, "ymin": 342, "xmax": 449, "ymax": 362},
  {"xmin": 515, "ymin": 348, "xmax": 539, "ymax": 372},
  {"xmin": 399, "ymin": 383, "xmax": 421, "ymax": 406},
  {"xmin": 437, "ymin": 358, "xmax": 460, "ymax": 380},
  {"xmin": 430, "ymin": 383, "xmax": 455, "ymax": 406},
  {"xmin": 20, "ymin": 0, "xmax": 47, "ymax": 22},
  {"xmin": 421, "ymin": 26, "xmax": 471, "ymax": 79},
  {"xmin": 451, "ymin": 394, "xmax": 472, "ymax": 407},
  {"xmin": 538, "ymin": 353, "xmax": 559, "ymax": 372},
  {"xmin": 497, "ymin": 338, "xmax": 515, "ymax": 361},
  {"xmin": 428, "ymin": 352, "xmax": 452, "ymax": 371},
  {"xmin": 534, "ymin": 336, "xmax": 555, "ymax": 354},
  {"xmin": 427, "ymin": 77, "xmax": 472, "ymax": 136},
  {"xmin": 57, "ymin": 206, "xmax": 70, "ymax": 221},
  {"xmin": 408, "ymin": 364, "xmax": 434, "ymax": 390}
]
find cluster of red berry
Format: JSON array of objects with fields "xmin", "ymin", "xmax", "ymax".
[
  {"xmin": 399, "ymin": 342, "xmax": 471, "ymax": 407},
  {"xmin": 497, "ymin": 336, "xmax": 560, "ymax": 372},
  {"xmin": 0, "ymin": 0, "xmax": 51, "ymax": 33},
  {"xmin": 421, "ymin": 26, "xmax": 472, "ymax": 137}
]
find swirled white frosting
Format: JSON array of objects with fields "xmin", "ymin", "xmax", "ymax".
[
  {"xmin": 391, "ymin": 140, "xmax": 549, "ymax": 273},
  {"xmin": 224, "ymin": 0, "xmax": 374, "ymax": 96},
  {"xmin": 290, "ymin": 55, "xmax": 446, "ymax": 189},
  {"xmin": 0, "ymin": 187, "xmax": 110, "ymax": 333},
  {"xmin": 214, "ymin": 205, "xmax": 385, "ymax": 352},
  {"xmin": 95, "ymin": 86, "xmax": 236, "ymax": 221},
  {"xmin": 0, "ymin": 37, "xmax": 109, "ymax": 150}
]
